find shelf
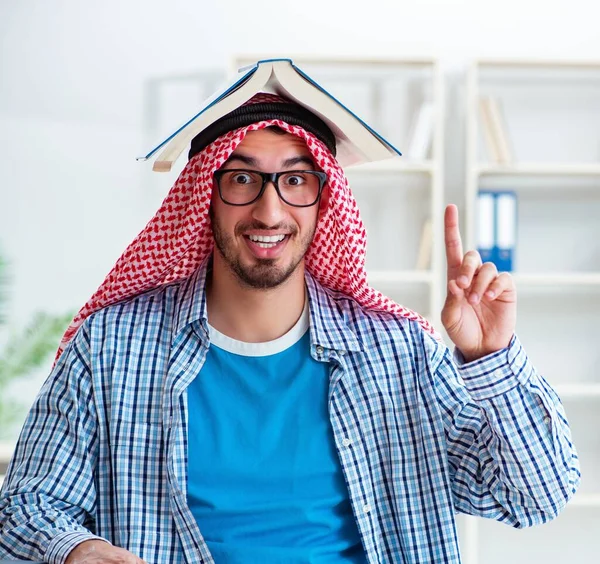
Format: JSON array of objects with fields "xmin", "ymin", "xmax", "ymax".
[
  {"xmin": 474, "ymin": 163, "xmax": 600, "ymax": 177},
  {"xmin": 475, "ymin": 59, "xmax": 600, "ymax": 70},
  {"xmin": 346, "ymin": 159, "xmax": 435, "ymax": 174},
  {"xmin": 466, "ymin": 56, "xmax": 600, "ymax": 562},
  {"xmin": 554, "ymin": 384, "xmax": 600, "ymax": 399},
  {"xmin": 569, "ymin": 494, "xmax": 600, "ymax": 508},
  {"xmin": 512, "ymin": 273, "xmax": 600, "ymax": 287},
  {"xmin": 367, "ymin": 270, "xmax": 434, "ymax": 284}
]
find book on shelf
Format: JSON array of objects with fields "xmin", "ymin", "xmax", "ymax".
[
  {"xmin": 476, "ymin": 191, "xmax": 495, "ymax": 263},
  {"xmin": 478, "ymin": 96, "xmax": 513, "ymax": 164},
  {"xmin": 415, "ymin": 217, "xmax": 433, "ymax": 270},
  {"xmin": 476, "ymin": 190, "xmax": 517, "ymax": 272},
  {"xmin": 138, "ymin": 58, "xmax": 402, "ymax": 172},
  {"xmin": 406, "ymin": 102, "xmax": 434, "ymax": 160},
  {"xmin": 478, "ymin": 99, "xmax": 501, "ymax": 163}
]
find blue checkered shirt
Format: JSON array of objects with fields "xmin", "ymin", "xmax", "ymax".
[{"xmin": 0, "ymin": 260, "xmax": 580, "ymax": 563}]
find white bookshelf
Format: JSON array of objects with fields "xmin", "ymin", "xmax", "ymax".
[
  {"xmin": 465, "ymin": 58, "xmax": 600, "ymax": 564},
  {"xmin": 233, "ymin": 56, "xmax": 446, "ymax": 328}
]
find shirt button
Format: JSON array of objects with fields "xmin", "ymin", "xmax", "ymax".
[
  {"xmin": 316, "ymin": 345, "xmax": 324, "ymax": 355},
  {"xmin": 339, "ymin": 350, "xmax": 346, "ymax": 356},
  {"xmin": 342, "ymin": 438, "xmax": 352, "ymax": 447},
  {"xmin": 544, "ymin": 416, "xmax": 551, "ymax": 425},
  {"xmin": 363, "ymin": 503, "xmax": 371, "ymax": 514}
]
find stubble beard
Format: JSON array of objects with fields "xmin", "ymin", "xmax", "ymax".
[{"xmin": 210, "ymin": 210, "xmax": 317, "ymax": 290}]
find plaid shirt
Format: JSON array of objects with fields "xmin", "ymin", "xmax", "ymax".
[{"xmin": 0, "ymin": 260, "xmax": 580, "ymax": 563}]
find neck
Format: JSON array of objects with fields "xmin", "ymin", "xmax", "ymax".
[{"xmin": 206, "ymin": 254, "xmax": 307, "ymax": 343}]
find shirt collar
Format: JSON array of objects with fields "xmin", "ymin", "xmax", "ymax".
[
  {"xmin": 304, "ymin": 271, "xmax": 363, "ymax": 354},
  {"xmin": 173, "ymin": 255, "xmax": 211, "ymax": 338},
  {"xmin": 173, "ymin": 255, "xmax": 363, "ymax": 354}
]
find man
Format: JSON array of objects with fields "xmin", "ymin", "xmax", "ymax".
[{"xmin": 0, "ymin": 92, "xmax": 580, "ymax": 564}]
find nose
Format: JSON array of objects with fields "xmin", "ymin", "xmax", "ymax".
[{"xmin": 251, "ymin": 180, "xmax": 287, "ymax": 225}]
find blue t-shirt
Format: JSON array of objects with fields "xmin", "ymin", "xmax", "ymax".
[{"xmin": 187, "ymin": 302, "xmax": 366, "ymax": 563}]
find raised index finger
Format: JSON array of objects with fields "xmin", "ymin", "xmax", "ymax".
[{"xmin": 444, "ymin": 204, "xmax": 464, "ymax": 278}]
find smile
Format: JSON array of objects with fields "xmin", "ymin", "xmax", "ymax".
[{"xmin": 246, "ymin": 234, "xmax": 287, "ymax": 248}]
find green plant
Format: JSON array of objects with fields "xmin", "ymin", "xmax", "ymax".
[{"xmin": 0, "ymin": 253, "xmax": 73, "ymax": 439}]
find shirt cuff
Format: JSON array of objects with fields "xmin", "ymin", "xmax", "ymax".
[
  {"xmin": 45, "ymin": 531, "xmax": 111, "ymax": 564},
  {"xmin": 453, "ymin": 334, "xmax": 532, "ymax": 401}
]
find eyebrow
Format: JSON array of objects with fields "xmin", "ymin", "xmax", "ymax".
[{"xmin": 222, "ymin": 154, "xmax": 316, "ymax": 170}]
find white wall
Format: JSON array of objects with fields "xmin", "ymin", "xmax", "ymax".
[{"xmin": 1, "ymin": 0, "xmax": 599, "ymax": 353}]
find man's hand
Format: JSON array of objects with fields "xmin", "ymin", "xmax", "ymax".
[
  {"xmin": 441, "ymin": 204, "xmax": 517, "ymax": 362},
  {"xmin": 65, "ymin": 540, "xmax": 148, "ymax": 563}
]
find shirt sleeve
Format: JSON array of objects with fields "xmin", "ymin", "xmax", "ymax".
[
  {"xmin": 433, "ymin": 333, "xmax": 581, "ymax": 527},
  {"xmin": 0, "ymin": 319, "xmax": 110, "ymax": 563}
]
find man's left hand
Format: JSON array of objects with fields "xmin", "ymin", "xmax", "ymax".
[{"xmin": 441, "ymin": 204, "xmax": 517, "ymax": 363}]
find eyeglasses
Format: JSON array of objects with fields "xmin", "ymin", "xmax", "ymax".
[{"xmin": 213, "ymin": 169, "xmax": 328, "ymax": 207}]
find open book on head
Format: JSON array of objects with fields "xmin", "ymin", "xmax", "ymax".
[{"xmin": 138, "ymin": 58, "xmax": 402, "ymax": 172}]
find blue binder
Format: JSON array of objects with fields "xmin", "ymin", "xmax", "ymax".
[
  {"xmin": 476, "ymin": 190, "xmax": 517, "ymax": 272},
  {"xmin": 493, "ymin": 191, "xmax": 517, "ymax": 272}
]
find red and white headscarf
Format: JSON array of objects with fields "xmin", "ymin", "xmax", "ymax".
[{"xmin": 56, "ymin": 94, "xmax": 439, "ymax": 361}]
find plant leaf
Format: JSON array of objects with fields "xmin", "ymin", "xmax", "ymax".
[{"xmin": 0, "ymin": 311, "xmax": 73, "ymax": 383}]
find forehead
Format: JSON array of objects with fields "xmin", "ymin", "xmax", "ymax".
[{"xmin": 232, "ymin": 128, "xmax": 312, "ymax": 156}]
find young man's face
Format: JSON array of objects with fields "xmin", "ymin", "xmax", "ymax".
[{"xmin": 210, "ymin": 128, "xmax": 329, "ymax": 289}]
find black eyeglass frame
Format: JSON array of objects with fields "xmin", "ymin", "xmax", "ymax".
[{"xmin": 213, "ymin": 169, "xmax": 328, "ymax": 207}]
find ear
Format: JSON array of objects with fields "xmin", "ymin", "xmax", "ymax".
[{"xmin": 317, "ymin": 184, "xmax": 330, "ymax": 221}]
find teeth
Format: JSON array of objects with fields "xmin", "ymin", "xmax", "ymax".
[{"xmin": 248, "ymin": 234, "xmax": 286, "ymax": 243}]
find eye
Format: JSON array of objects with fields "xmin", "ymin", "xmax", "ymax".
[
  {"xmin": 230, "ymin": 172, "xmax": 257, "ymax": 185},
  {"xmin": 281, "ymin": 173, "xmax": 306, "ymax": 187}
]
